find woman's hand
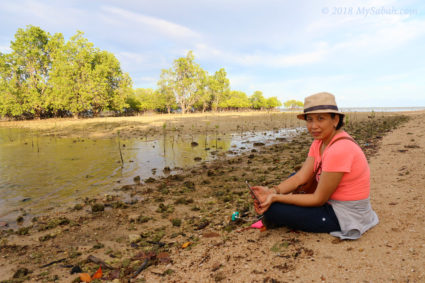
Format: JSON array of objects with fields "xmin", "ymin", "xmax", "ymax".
[{"xmin": 251, "ymin": 186, "xmax": 275, "ymax": 215}]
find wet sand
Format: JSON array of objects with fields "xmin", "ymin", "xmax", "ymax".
[
  {"xmin": 0, "ymin": 111, "xmax": 305, "ymax": 140},
  {"xmin": 0, "ymin": 111, "xmax": 424, "ymax": 282}
]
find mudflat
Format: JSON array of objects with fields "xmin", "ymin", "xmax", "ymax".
[
  {"xmin": 0, "ymin": 111, "xmax": 305, "ymax": 139},
  {"xmin": 0, "ymin": 111, "xmax": 423, "ymax": 282}
]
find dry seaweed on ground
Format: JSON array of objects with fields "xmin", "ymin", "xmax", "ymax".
[{"xmin": 0, "ymin": 113, "xmax": 412, "ymax": 282}]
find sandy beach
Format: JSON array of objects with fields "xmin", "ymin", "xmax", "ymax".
[
  {"xmin": 0, "ymin": 111, "xmax": 424, "ymax": 282},
  {"xmin": 0, "ymin": 111, "xmax": 305, "ymax": 140},
  {"xmin": 144, "ymin": 111, "xmax": 425, "ymax": 282}
]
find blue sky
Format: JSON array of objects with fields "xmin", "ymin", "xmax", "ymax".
[{"xmin": 1, "ymin": 0, "xmax": 424, "ymax": 107}]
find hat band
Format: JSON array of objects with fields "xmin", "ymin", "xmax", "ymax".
[{"xmin": 304, "ymin": 105, "xmax": 338, "ymax": 113}]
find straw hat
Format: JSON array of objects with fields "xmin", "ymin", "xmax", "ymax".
[{"xmin": 297, "ymin": 92, "xmax": 344, "ymax": 120}]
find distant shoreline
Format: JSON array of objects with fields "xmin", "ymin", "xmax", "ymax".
[
  {"xmin": 340, "ymin": 106, "xmax": 425, "ymax": 112},
  {"xmin": 281, "ymin": 107, "xmax": 425, "ymax": 112},
  {"xmin": 1, "ymin": 112, "xmax": 421, "ymax": 282},
  {"xmin": 0, "ymin": 110, "xmax": 422, "ymax": 140}
]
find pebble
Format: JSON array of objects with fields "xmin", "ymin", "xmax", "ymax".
[
  {"xmin": 91, "ymin": 203, "xmax": 104, "ymax": 212},
  {"xmin": 13, "ymin": 268, "xmax": 29, "ymax": 279},
  {"xmin": 128, "ymin": 214, "xmax": 139, "ymax": 222},
  {"xmin": 129, "ymin": 234, "xmax": 141, "ymax": 243}
]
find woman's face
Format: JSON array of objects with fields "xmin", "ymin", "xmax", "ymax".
[{"xmin": 306, "ymin": 113, "xmax": 339, "ymax": 141}]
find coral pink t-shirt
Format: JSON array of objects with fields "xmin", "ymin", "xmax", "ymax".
[{"xmin": 308, "ymin": 131, "xmax": 370, "ymax": 201}]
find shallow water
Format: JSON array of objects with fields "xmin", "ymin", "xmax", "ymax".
[{"xmin": 0, "ymin": 127, "xmax": 302, "ymax": 224}]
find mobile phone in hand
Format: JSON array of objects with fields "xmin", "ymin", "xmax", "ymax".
[{"xmin": 246, "ymin": 180, "xmax": 260, "ymax": 204}]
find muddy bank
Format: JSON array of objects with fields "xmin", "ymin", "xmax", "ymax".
[
  {"xmin": 0, "ymin": 111, "xmax": 399, "ymax": 140},
  {"xmin": 0, "ymin": 118, "xmax": 303, "ymax": 226},
  {"xmin": 0, "ymin": 112, "xmax": 304, "ymax": 140},
  {"xmin": 0, "ymin": 113, "xmax": 417, "ymax": 282}
]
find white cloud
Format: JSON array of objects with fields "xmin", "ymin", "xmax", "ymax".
[
  {"xmin": 0, "ymin": 45, "xmax": 11, "ymax": 54},
  {"xmin": 115, "ymin": 51, "xmax": 170, "ymax": 81},
  {"xmin": 101, "ymin": 6, "xmax": 200, "ymax": 40},
  {"xmin": 338, "ymin": 83, "xmax": 425, "ymax": 107},
  {"xmin": 194, "ymin": 43, "xmax": 223, "ymax": 59},
  {"xmin": 1, "ymin": 0, "xmax": 423, "ymax": 107},
  {"xmin": 261, "ymin": 75, "xmax": 351, "ymax": 97},
  {"xmin": 116, "ymin": 52, "xmax": 151, "ymax": 66},
  {"xmin": 134, "ymin": 76, "xmax": 158, "ymax": 85},
  {"xmin": 227, "ymin": 74, "xmax": 259, "ymax": 93},
  {"xmin": 228, "ymin": 71, "xmax": 425, "ymax": 107},
  {"xmin": 268, "ymin": 48, "xmax": 328, "ymax": 67},
  {"xmin": 235, "ymin": 49, "xmax": 327, "ymax": 67},
  {"xmin": 375, "ymin": 73, "xmax": 410, "ymax": 82},
  {"xmin": 227, "ymin": 73, "xmax": 354, "ymax": 103},
  {"xmin": 0, "ymin": 0, "xmax": 89, "ymax": 28},
  {"xmin": 332, "ymin": 18, "xmax": 425, "ymax": 56},
  {"xmin": 131, "ymin": 75, "xmax": 158, "ymax": 89},
  {"xmin": 194, "ymin": 42, "xmax": 329, "ymax": 68},
  {"xmin": 305, "ymin": 0, "xmax": 425, "ymax": 58}
]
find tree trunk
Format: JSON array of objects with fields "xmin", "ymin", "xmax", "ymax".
[{"xmin": 33, "ymin": 107, "xmax": 42, "ymax": 120}]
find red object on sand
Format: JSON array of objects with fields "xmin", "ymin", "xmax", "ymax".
[{"xmin": 251, "ymin": 220, "xmax": 264, "ymax": 229}]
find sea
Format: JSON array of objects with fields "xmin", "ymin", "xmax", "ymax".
[
  {"xmin": 340, "ymin": 107, "xmax": 425, "ymax": 112},
  {"xmin": 281, "ymin": 107, "xmax": 425, "ymax": 112}
]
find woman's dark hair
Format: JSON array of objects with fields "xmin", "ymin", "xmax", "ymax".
[
  {"xmin": 331, "ymin": 113, "xmax": 345, "ymax": 130},
  {"xmin": 304, "ymin": 113, "xmax": 345, "ymax": 130}
]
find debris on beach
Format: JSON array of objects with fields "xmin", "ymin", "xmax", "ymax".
[{"xmin": 0, "ymin": 113, "xmax": 413, "ymax": 282}]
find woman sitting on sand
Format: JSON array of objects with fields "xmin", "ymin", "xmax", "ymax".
[{"xmin": 252, "ymin": 92, "xmax": 379, "ymax": 240}]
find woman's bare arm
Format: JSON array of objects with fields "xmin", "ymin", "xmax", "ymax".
[
  {"xmin": 272, "ymin": 171, "xmax": 343, "ymax": 206},
  {"xmin": 254, "ymin": 171, "xmax": 344, "ymax": 214},
  {"xmin": 273, "ymin": 156, "xmax": 315, "ymax": 194}
]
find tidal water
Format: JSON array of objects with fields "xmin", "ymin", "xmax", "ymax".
[
  {"xmin": 339, "ymin": 107, "xmax": 425, "ymax": 112},
  {"xmin": 0, "ymin": 127, "xmax": 302, "ymax": 224}
]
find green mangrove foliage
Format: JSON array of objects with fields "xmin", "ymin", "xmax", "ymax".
[
  {"xmin": 155, "ymin": 52, "xmax": 282, "ymax": 113},
  {"xmin": 0, "ymin": 25, "xmax": 131, "ymax": 119},
  {"xmin": 158, "ymin": 51, "xmax": 204, "ymax": 114},
  {"xmin": 0, "ymin": 26, "xmax": 284, "ymax": 119},
  {"xmin": 283, "ymin": 99, "xmax": 303, "ymax": 109}
]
